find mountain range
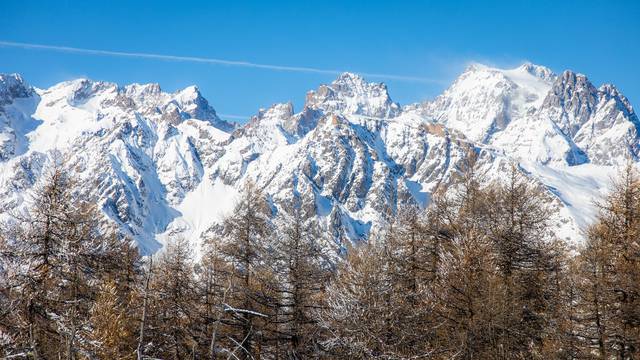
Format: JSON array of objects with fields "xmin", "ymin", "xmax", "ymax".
[{"xmin": 0, "ymin": 62, "xmax": 637, "ymax": 254}]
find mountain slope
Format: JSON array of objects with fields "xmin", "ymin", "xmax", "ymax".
[{"xmin": 0, "ymin": 63, "xmax": 637, "ymax": 254}]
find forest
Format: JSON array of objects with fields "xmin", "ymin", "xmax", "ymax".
[{"xmin": 0, "ymin": 160, "xmax": 639, "ymax": 359}]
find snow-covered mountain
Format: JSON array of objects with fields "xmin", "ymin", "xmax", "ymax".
[{"xmin": 0, "ymin": 63, "xmax": 637, "ymax": 254}]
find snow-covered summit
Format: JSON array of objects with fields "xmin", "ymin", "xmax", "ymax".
[
  {"xmin": 305, "ymin": 72, "xmax": 400, "ymax": 119},
  {"xmin": 39, "ymin": 78, "xmax": 235, "ymax": 131},
  {"xmin": 417, "ymin": 63, "xmax": 639, "ymax": 167},
  {"xmin": 0, "ymin": 74, "xmax": 235, "ymax": 253},
  {"xmin": 0, "ymin": 74, "xmax": 40, "ymax": 161},
  {"xmin": 538, "ymin": 70, "xmax": 640, "ymax": 165},
  {"xmin": 518, "ymin": 62, "xmax": 556, "ymax": 82},
  {"xmin": 0, "ymin": 73, "xmax": 35, "ymax": 105},
  {"xmin": 420, "ymin": 63, "xmax": 554, "ymax": 144}
]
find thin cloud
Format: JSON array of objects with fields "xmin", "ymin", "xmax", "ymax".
[{"xmin": 0, "ymin": 40, "xmax": 446, "ymax": 84}]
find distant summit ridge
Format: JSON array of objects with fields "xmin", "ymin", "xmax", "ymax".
[{"xmin": 0, "ymin": 62, "xmax": 637, "ymax": 252}]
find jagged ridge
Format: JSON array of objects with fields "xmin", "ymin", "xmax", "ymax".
[{"xmin": 0, "ymin": 63, "xmax": 637, "ymax": 253}]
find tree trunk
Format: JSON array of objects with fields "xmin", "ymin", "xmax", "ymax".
[{"xmin": 137, "ymin": 256, "xmax": 153, "ymax": 360}]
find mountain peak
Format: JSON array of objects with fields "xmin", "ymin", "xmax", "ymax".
[
  {"xmin": 599, "ymin": 83, "xmax": 619, "ymax": 96},
  {"xmin": 177, "ymin": 84, "xmax": 200, "ymax": 96},
  {"xmin": 0, "ymin": 73, "xmax": 26, "ymax": 86},
  {"xmin": 548, "ymin": 71, "xmax": 598, "ymax": 107},
  {"xmin": 333, "ymin": 72, "xmax": 366, "ymax": 85},
  {"xmin": 305, "ymin": 72, "xmax": 400, "ymax": 118},
  {"xmin": 461, "ymin": 62, "xmax": 555, "ymax": 82},
  {"xmin": 0, "ymin": 67, "xmax": 637, "ymax": 253},
  {"xmin": 463, "ymin": 63, "xmax": 489, "ymax": 73},
  {"xmin": 517, "ymin": 62, "xmax": 556, "ymax": 81},
  {"xmin": 169, "ymin": 85, "xmax": 234, "ymax": 131},
  {"xmin": 173, "ymin": 85, "xmax": 205, "ymax": 105},
  {"xmin": 421, "ymin": 61, "xmax": 556, "ymax": 144},
  {"xmin": 250, "ymin": 102, "xmax": 295, "ymax": 125},
  {"xmin": 124, "ymin": 82, "xmax": 162, "ymax": 98},
  {"xmin": 0, "ymin": 73, "xmax": 34, "ymax": 105}
]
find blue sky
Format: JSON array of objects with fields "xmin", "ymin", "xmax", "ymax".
[{"xmin": 1, "ymin": 0, "xmax": 638, "ymax": 122}]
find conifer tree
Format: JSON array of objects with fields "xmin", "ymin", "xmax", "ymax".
[
  {"xmin": 208, "ymin": 181, "xmax": 273, "ymax": 360},
  {"xmin": 0, "ymin": 162, "xmax": 134, "ymax": 359},
  {"xmin": 318, "ymin": 238, "xmax": 397, "ymax": 358},
  {"xmin": 319, "ymin": 208, "xmax": 436, "ymax": 358},
  {"xmin": 575, "ymin": 164, "xmax": 640, "ymax": 358},
  {"xmin": 198, "ymin": 234, "xmax": 234, "ymax": 359},
  {"xmin": 88, "ymin": 279, "xmax": 136, "ymax": 359},
  {"xmin": 269, "ymin": 199, "xmax": 331, "ymax": 358},
  {"xmin": 485, "ymin": 166, "xmax": 560, "ymax": 355},
  {"xmin": 426, "ymin": 161, "xmax": 504, "ymax": 358},
  {"xmin": 145, "ymin": 237, "xmax": 199, "ymax": 360}
]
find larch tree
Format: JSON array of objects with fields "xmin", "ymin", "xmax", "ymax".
[
  {"xmin": 318, "ymin": 237, "xmax": 398, "ymax": 359},
  {"xmin": 268, "ymin": 198, "xmax": 332, "ymax": 358},
  {"xmin": 0, "ymin": 162, "xmax": 138, "ymax": 359},
  {"xmin": 210, "ymin": 181, "xmax": 273, "ymax": 360},
  {"xmin": 144, "ymin": 236, "xmax": 199, "ymax": 360},
  {"xmin": 88, "ymin": 279, "xmax": 136, "ymax": 359},
  {"xmin": 485, "ymin": 166, "xmax": 562, "ymax": 356},
  {"xmin": 318, "ymin": 207, "xmax": 437, "ymax": 358},
  {"xmin": 576, "ymin": 164, "xmax": 640, "ymax": 358},
  {"xmin": 426, "ymin": 161, "xmax": 504, "ymax": 359},
  {"xmin": 198, "ymin": 233, "xmax": 234, "ymax": 359}
]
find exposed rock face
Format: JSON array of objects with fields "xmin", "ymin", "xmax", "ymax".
[
  {"xmin": 0, "ymin": 63, "xmax": 637, "ymax": 253},
  {"xmin": 538, "ymin": 71, "xmax": 640, "ymax": 165},
  {"xmin": 542, "ymin": 71, "xmax": 599, "ymax": 137},
  {"xmin": 0, "ymin": 74, "xmax": 40, "ymax": 161},
  {"xmin": 0, "ymin": 76, "xmax": 233, "ymax": 253},
  {"xmin": 0, "ymin": 74, "xmax": 34, "ymax": 106},
  {"xmin": 305, "ymin": 72, "xmax": 401, "ymax": 119}
]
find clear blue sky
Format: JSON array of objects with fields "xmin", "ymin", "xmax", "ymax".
[{"xmin": 1, "ymin": 0, "xmax": 638, "ymax": 122}]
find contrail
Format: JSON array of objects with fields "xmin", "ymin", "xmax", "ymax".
[
  {"xmin": 217, "ymin": 113, "xmax": 250, "ymax": 121},
  {"xmin": 0, "ymin": 40, "xmax": 445, "ymax": 84}
]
